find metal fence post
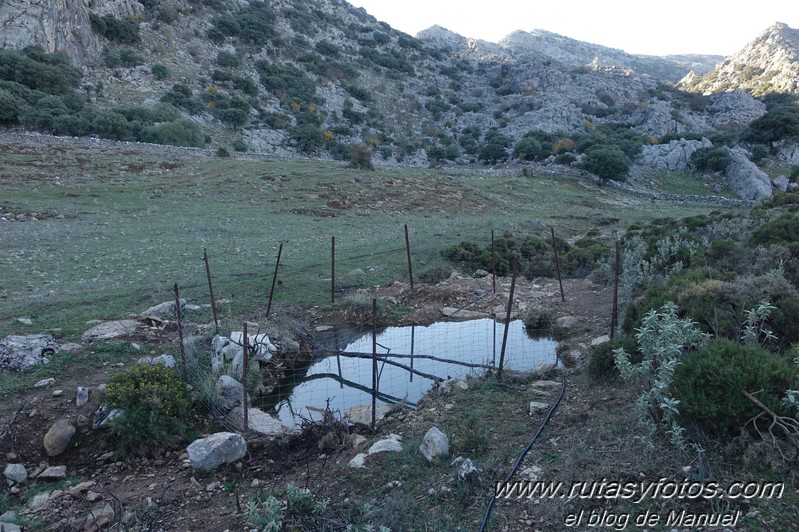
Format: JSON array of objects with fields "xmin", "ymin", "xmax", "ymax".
[
  {"xmin": 203, "ymin": 249, "xmax": 219, "ymax": 334},
  {"xmin": 266, "ymin": 242, "xmax": 283, "ymax": 318},
  {"xmin": 498, "ymin": 258, "xmax": 518, "ymax": 379},
  {"xmin": 551, "ymin": 228, "xmax": 565, "ymax": 302}
]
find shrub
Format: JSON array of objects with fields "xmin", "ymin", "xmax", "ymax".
[
  {"xmin": 512, "ymin": 137, "xmax": 542, "ymax": 162},
  {"xmin": 232, "ymin": 138, "xmax": 247, "ymax": 152},
  {"xmin": 290, "ymin": 125, "xmax": 324, "ymax": 154},
  {"xmin": 524, "ymin": 307, "xmax": 555, "ymax": 331},
  {"xmin": 581, "ymin": 146, "xmax": 630, "ymax": 184},
  {"xmin": 587, "ymin": 335, "xmax": 638, "ymax": 381},
  {"xmin": 690, "ymin": 146, "xmax": 730, "ymax": 173},
  {"xmin": 151, "ymin": 63, "xmax": 170, "ymax": 80},
  {"xmin": 743, "ymin": 103, "xmax": 799, "ymax": 144},
  {"xmin": 674, "ymin": 338, "xmax": 797, "ymax": 437},
  {"xmin": 89, "ymin": 14, "xmax": 141, "ymax": 44},
  {"xmin": 216, "ymin": 50, "xmax": 241, "ymax": 68},
  {"xmin": 348, "ymin": 142, "xmax": 374, "ymax": 170},
  {"xmin": 0, "ymin": 88, "xmax": 24, "ymax": 123},
  {"xmin": 104, "ymin": 364, "xmax": 191, "ymax": 457},
  {"xmin": 0, "ymin": 48, "xmax": 81, "ymax": 94},
  {"xmin": 141, "ymin": 118, "xmax": 205, "ymax": 148}
]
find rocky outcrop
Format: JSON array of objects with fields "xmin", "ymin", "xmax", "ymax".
[
  {"xmin": 81, "ymin": 320, "xmax": 139, "ymax": 342},
  {"xmin": 0, "ymin": 334, "xmax": 59, "ymax": 371},
  {"xmin": 0, "ymin": 0, "xmax": 143, "ymax": 66},
  {"xmin": 637, "ymin": 138, "xmax": 713, "ymax": 172},
  {"xmin": 777, "ymin": 142, "xmax": 799, "ymax": 164},
  {"xmin": 725, "ymin": 148, "xmax": 773, "ymax": 201},
  {"xmin": 707, "ymin": 90, "xmax": 766, "ymax": 129}
]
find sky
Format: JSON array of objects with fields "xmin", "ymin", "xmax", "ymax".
[{"xmin": 346, "ymin": 0, "xmax": 798, "ymax": 57}]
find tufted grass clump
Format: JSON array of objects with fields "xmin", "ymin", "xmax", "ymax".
[{"xmin": 104, "ymin": 364, "xmax": 192, "ymax": 457}]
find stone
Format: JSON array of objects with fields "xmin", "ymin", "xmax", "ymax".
[
  {"xmin": 442, "ymin": 307, "xmax": 488, "ymax": 319},
  {"xmin": 474, "ymin": 269, "xmax": 490, "ymax": 277},
  {"xmin": 52, "ymin": 389, "xmax": 64, "ymax": 397},
  {"xmin": 367, "ymin": 434, "xmax": 403, "ymax": 455},
  {"xmin": 457, "ymin": 458, "xmax": 480, "ymax": 484},
  {"xmin": 27, "ymin": 491, "xmax": 51, "ymax": 510},
  {"xmin": 773, "ymin": 175, "xmax": 790, "ymax": 193},
  {"xmin": 4, "ymin": 463, "xmax": 27, "ymax": 484},
  {"xmin": 555, "ymin": 316, "xmax": 579, "ymax": 328},
  {"xmin": 0, "ymin": 521, "xmax": 20, "ymax": 532},
  {"xmin": 141, "ymin": 299, "xmax": 185, "ymax": 319},
  {"xmin": 521, "ymin": 465, "xmax": 543, "ymax": 481},
  {"xmin": 44, "ymin": 418, "xmax": 75, "ymax": 456},
  {"xmin": 37, "ymin": 465, "xmax": 67, "ymax": 480},
  {"xmin": 16, "ymin": 318, "xmax": 32, "ymax": 325},
  {"xmin": 637, "ymin": 138, "xmax": 712, "ymax": 172},
  {"xmin": 439, "ymin": 378, "xmax": 469, "ymax": 394},
  {"xmin": 60, "ymin": 342, "xmax": 83, "ymax": 353},
  {"xmin": 70, "ymin": 481, "xmax": 96, "ymax": 497},
  {"xmin": 76, "ymin": 387, "xmax": 90, "ymax": 407},
  {"xmin": 349, "ymin": 434, "xmax": 367, "ymax": 448},
  {"xmin": 591, "ymin": 335, "xmax": 610, "ymax": 347},
  {"xmin": 419, "ymin": 427, "xmax": 449, "ymax": 462},
  {"xmin": 81, "ymin": 320, "xmax": 139, "ymax": 342},
  {"xmin": 84, "ymin": 503, "xmax": 115, "ymax": 532},
  {"xmin": 216, "ymin": 375, "xmax": 248, "ymax": 412},
  {"xmin": 347, "ymin": 453, "xmax": 367, "ymax": 469},
  {"xmin": 150, "ymin": 354, "xmax": 176, "ymax": 368},
  {"xmin": 529, "ymin": 401, "xmax": 550, "ymax": 415},
  {"xmin": 93, "ymin": 405, "xmax": 124, "ymax": 430},
  {"xmin": 226, "ymin": 406, "xmax": 288, "ymax": 437},
  {"xmin": 229, "ymin": 331, "xmax": 276, "ymax": 362},
  {"xmin": 33, "ymin": 378, "xmax": 55, "ymax": 388},
  {"xmin": 0, "ymin": 334, "xmax": 59, "ymax": 371},
  {"xmin": 529, "ymin": 380, "xmax": 561, "ymax": 391},
  {"xmin": 344, "ymin": 404, "xmax": 391, "ymax": 426},
  {"xmin": 186, "ymin": 432, "xmax": 246, "ymax": 471}
]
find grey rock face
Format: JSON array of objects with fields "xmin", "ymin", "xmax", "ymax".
[
  {"xmin": 725, "ymin": 148, "xmax": 773, "ymax": 201},
  {"xmin": 419, "ymin": 427, "xmax": 449, "ymax": 462},
  {"xmin": 186, "ymin": 432, "xmax": 246, "ymax": 471},
  {"xmin": 0, "ymin": 334, "xmax": 59, "ymax": 371},
  {"xmin": 637, "ymin": 138, "xmax": 712, "ymax": 172},
  {"xmin": 773, "ymin": 175, "xmax": 790, "ymax": 193}
]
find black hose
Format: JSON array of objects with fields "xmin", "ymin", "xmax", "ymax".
[{"xmin": 478, "ymin": 375, "xmax": 567, "ymax": 532}]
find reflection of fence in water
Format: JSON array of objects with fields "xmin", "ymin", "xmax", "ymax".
[{"xmin": 168, "ymin": 225, "xmax": 607, "ymax": 435}]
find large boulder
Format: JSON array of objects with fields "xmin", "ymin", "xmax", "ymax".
[
  {"xmin": 141, "ymin": 299, "xmax": 185, "ymax": 319},
  {"xmin": 81, "ymin": 320, "xmax": 139, "ymax": 342},
  {"xmin": 0, "ymin": 334, "xmax": 59, "ymax": 371},
  {"xmin": 43, "ymin": 418, "xmax": 75, "ymax": 457},
  {"xmin": 186, "ymin": 432, "xmax": 246, "ymax": 471},
  {"xmin": 725, "ymin": 148, "xmax": 773, "ymax": 201},
  {"xmin": 226, "ymin": 406, "xmax": 290, "ymax": 437},
  {"xmin": 637, "ymin": 138, "xmax": 712, "ymax": 172}
]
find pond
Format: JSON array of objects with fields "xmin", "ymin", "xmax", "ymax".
[{"xmin": 262, "ymin": 318, "xmax": 558, "ymax": 427}]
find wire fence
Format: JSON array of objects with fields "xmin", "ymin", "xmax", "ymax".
[{"xmin": 157, "ymin": 225, "xmax": 617, "ymax": 438}]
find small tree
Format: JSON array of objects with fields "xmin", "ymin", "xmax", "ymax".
[
  {"xmin": 151, "ymin": 63, "xmax": 170, "ymax": 80},
  {"xmin": 581, "ymin": 146, "xmax": 630, "ymax": 184}
]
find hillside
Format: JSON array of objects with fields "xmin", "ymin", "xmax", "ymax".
[
  {"xmin": 0, "ymin": 0, "xmax": 784, "ymax": 165},
  {"xmin": 682, "ymin": 22, "xmax": 799, "ymax": 96}
]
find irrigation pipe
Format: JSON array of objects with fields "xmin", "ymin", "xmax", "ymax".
[{"xmin": 478, "ymin": 375, "xmax": 567, "ymax": 532}]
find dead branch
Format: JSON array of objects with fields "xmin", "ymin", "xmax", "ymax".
[
  {"xmin": 743, "ymin": 390, "xmax": 799, "ymax": 464},
  {"xmin": 0, "ymin": 397, "xmax": 35, "ymax": 443}
]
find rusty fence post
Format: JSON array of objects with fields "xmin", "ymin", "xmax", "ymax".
[
  {"xmin": 497, "ymin": 258, "xmax": 518, "ymax": 380},
  {"xmin": 331, "ymin": 236, "xmax": 335, "ymax": 304},
  {"xmin": 173, "ymin": 283, "xmax": 186, "ymax": 372},
  {"xmin": 610, "ymin": 240, "xmax": 621, "ymax": 340},
  {"xmin": 551, "ymin": 228, "xmax": 565, "ymax": 303},
  {"xmin": 404, "ymin": 224, "xmax": 414, "ymax": 290},
  {"xmin": 371, "ymin": 298, "xmax": 378, "ymax": 430},
  {"xmin": 242, "ymin": 322, "xmax": 249, "ymax": 439},
  {"xmin": 203, "ymin": 249, "xmax": 220, "ymax": 334},
  {"xmin": 491, "ymin": 229, "xmax": 496, "ymax": 294},
  {"xmin": 266, "ymin": 242, "xmax": 283, "ymax": 318}
]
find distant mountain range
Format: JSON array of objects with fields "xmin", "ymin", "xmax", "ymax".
[{"xmin": 0, "ymin": 0, "xmax": 796, "ymax": 164}]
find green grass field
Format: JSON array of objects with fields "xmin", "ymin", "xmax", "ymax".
[{"xmin": 0, "ymin": 143, "xmax": 739, "ymax": 339}]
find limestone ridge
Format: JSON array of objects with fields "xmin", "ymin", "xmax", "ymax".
[
  {"xmin": 682, "ymin": 22, "xmax": 799, "ymax": 95},
  {"xmin": 417, "ymin": 25, "xmax": 723, "ymax": 81}
]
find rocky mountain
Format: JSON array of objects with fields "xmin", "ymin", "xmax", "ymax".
[
  {"xmin": 417, "ymin": 25, "xmax": 722, "ymax": 82},
  {"xmin": 682, "ymin": 22, "xmax": 799, "ymax": 96},
  {"xmin": 0, "ymin": 0, "xmax": 789, "ymax": 171}
]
